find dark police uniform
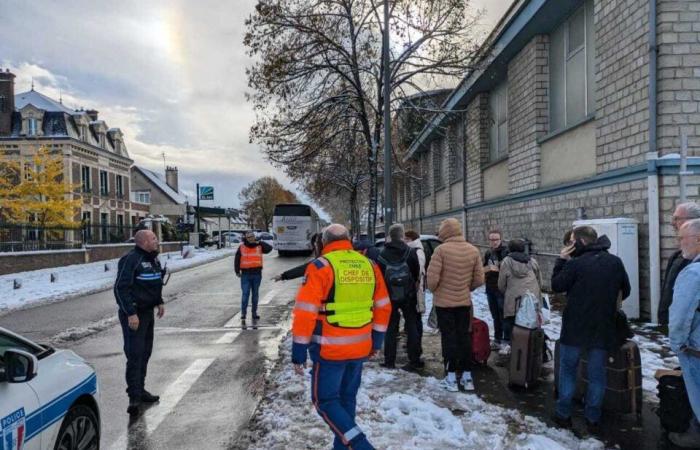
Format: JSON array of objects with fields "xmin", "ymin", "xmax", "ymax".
[{"xmin": 114, "ymin": 246, "xmax": 165, "ymax": 401}]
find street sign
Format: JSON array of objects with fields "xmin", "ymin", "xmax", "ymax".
[{"xmin": 199, "ymin": 186, "xmax": 214, "ymax": 200}]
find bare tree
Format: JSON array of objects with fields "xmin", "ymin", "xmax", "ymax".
[
  {"xmin": 245, "ymin": 0, "xmax": 482, "ymax": 237},
  {"xmin": 239, "ymin": 176, "xmax": 298, "ymax": 230}
]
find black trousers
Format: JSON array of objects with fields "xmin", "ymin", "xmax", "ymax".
[
  {"xmin": 119, "ymin": 308, "xmax": 155, "ymax": 399},
  {"xmin": 436, "ymin": 305, "xmax": 473, "ymax": 373},
  {"xmin": 384, "ymin": 300, "xmax": 421, "ymax": 366}
]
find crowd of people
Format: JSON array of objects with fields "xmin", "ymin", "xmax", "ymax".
[{"xmin": 112, "ymin": 205, "xmax": 699, "ymax": 449}]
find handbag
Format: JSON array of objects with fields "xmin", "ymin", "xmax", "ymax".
[
  {"xmin": 541, "ymin": 293, "xmax": 551, "ymax": 324},
  {"xmin": 515, "ymin": 291, "xmax": 540, "ymax": 329}
]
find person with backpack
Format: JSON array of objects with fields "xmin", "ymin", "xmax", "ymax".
[
  {"xmin": 405, "ymin": 230, "xmax": 426, "ymax": 357},
  {"xmin": 426, "ymin": 218, "xmax": 484, "ymax": 392},
  {"xmin": 377, "ymin": 223, "xmax": 422, "ymax": 371},
  {"xmin": 497, "ymin": 239, "xmax": 542, "ymax": 356},
  {"xmin": 667, "ymin": 219, "xmax": 700, "ymax": 448}
]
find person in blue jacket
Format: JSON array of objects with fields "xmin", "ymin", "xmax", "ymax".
[{"xmin": 668, "ymin": 219, "xmax": 700, "ymax": 448}]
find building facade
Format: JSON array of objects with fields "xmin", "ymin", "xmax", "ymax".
[
  {"xmin": 398, "ymin": 0, "xmax": 700, "ymax": 321},
  {"xmin": 130, "ymin": 165, "xmax": 189, "ymax": 226},
  {"xmin": 0, "ymin": 70, "xmax": 135, "ymax": 242}
]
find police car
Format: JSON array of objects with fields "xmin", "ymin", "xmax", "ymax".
[{"xmin": 0, "ymin": 327, "xmax": 100, "ymax": 450}]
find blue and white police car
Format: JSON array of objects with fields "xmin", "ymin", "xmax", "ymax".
[{"xmin": 0, "ymin": 327, "xmax": 100, "ymax": 450}]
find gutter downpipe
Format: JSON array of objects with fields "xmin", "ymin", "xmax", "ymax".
[{"xmin": 647, "ymin": 0, "xmax": 661, "ymax": 324}]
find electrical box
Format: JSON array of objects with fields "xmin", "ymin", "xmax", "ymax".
[{"xmin": 572, "ymin": 218, "xmax": 640, "ymax": 319}]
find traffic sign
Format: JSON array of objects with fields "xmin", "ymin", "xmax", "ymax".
[{"xmin": 199, "ymin": 186, "xmax": 214, "ymax": 200}]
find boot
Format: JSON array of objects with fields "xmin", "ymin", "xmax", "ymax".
[
  {"xmin": 141, "ymin": 390, "xmax": 160, "ymax": 403},
  {"xmin": 669, "ymin": 420, "xmax": 700, "ymax": 448},
  {"xmin": 127, "ymin": 398, "xmax": 141, "ymax": 416}
]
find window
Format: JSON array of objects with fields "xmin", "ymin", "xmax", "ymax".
[
  {"xmin": 99, "ymin": 170, "xmax": 108, "ymax": 196},
  {"xmin": 27, "ymin": 117, "xmax": 38, "ymax": 136},
  {"xmin": 135, "ymin": 191, "xmax": 151, "ymax": 204},
  {"xmin": 81, "ymin": 166, "xmax": 92, "ymax": 193},
  {"xmin": 100, "ymin": 213, "xmax": 109, "ymax": 242},
  {"xmin": 433, "ymin": 141, "xmax": 444, "ymax": 188},
  {"xmin": 117, "ymin": 214, "xmax": 124, "ymax": 236},
  {"xmin": 23, "ymin": 162, "xmax": 33, "ymax": 181},
  {"xmin": 453, "ymin": 120, "xmax": 465, "ymax": 181},
  {"xmin": 116, "ymin": 175, "xmax": 124, "ymax": 198},
  {"xmin": 82, "ymin": 211, "xmax": 92, "ymax": 239},
  {"xmin": 489, "ymin": 81, "xmax": 508, "ymax": 162},
  {"xmin": 549, "ymin": 0, "xmax": 595, "ymax": 132}
]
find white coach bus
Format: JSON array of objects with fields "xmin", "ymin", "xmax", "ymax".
[{"xmin": 272, "ymin": 203, "xmax": 320, "ymax": 256}]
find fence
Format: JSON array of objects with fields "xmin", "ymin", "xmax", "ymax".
[{"xmin": 0, "ymin": 222, "xmax": 142, "ymax": 252}]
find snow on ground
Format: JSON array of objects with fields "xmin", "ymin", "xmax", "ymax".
[
  {"xmin": 0, "ymin": 247, "xmax": 236, "ymax": 314},
  {"xmin": 240, "ymin": 334, "xmax": 605, "ymax": 450},
  {"xmin": 464, "ymin": 287, "xmax": 678, "ymax": 401}
]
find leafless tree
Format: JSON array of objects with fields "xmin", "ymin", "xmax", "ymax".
[{"xmin": 245, "ymin": 0, "xmax": 482, "ymax": 237}]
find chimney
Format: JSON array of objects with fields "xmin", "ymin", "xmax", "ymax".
[
  {"xmin": 0, "ymin": 69, "xmax": 16, "ymax": 136},
  {"xmin": 86, "ymin": 109, "xmax": 99, "ymax": 121},
  {"xmin": 165, "ymin": 166, "xmax": 179, "ymax": 192}
]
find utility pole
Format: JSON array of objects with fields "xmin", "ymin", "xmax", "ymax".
[
  {"xmin": 195, "ymin": 183, "xmax": 200, "ymax": 239},
  {"xmin": 382, "ymin": 0, "xmax": 392, "ymax": 236}
]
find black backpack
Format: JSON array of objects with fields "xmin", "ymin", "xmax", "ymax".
[
  {"xmin": 378, "ymin": 247, "xmax": 415, "ymax": 305},
  {"xmin": 656, "ymin": 369, "xmax": 693, "ymax": 433}
]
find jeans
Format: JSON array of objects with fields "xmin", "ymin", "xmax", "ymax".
[
  {"xmin": 556, "ymin": 343, "xmax": 608, "ymax": 422},
  {"xmin": 436, "ymin": 306, "xmax": 473, "ymax": 373},
  {"xmin": 502, "ymin": 316, "xmax": 515, "ymax": 344},
  {"xmin": 119, "ymin": 308, "xmax": 155, "ymax": 399},
  {"xmin": 311, "ymin": 360, "xmax": 374, "ymax": 450},
  {"xmin": 486, "ymin": 291, "xmax": 505, "ymax": 343},
  {"xmin": 679, "ymin": 352, "xmax": 700, "ymax": 422},
  {"xmin": 240, "ymin": 272, "xmax": 262, "ymax": 318},
  {"xmin": 385, "ymin": 300, "xmax": 421, "ymax": 366}
]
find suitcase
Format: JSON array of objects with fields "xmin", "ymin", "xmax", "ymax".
[
  {"xmin": 656, "ymin": 370, "xmax": 693, "ymax": 433},
  {"xmin": 554, "ymin": 340, "xmax": 642, "ymax": 416},
  {"xmin": 471, "ymin": 318, "xmax": 491, "ymax": 364},
  {"xmin": 509, "ymin": 325, "xmax": 544, "ymax": 388}
]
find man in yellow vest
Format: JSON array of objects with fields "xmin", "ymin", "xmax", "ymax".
[
  {"xmin": 235, "ymin": 230, "xmax": 272, "ymax": 322},
  {"xmin": 292, "ymin": 224, "xmax": 391, "ymax": 450}
]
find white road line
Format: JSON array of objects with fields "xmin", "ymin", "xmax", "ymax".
[
  {"xmin": 261, "ymin": 288, "xmax": 279, "ymax": 305},
  {"xmin": 215, "ymin": 331, "xmax": 240, "ymax": 344},
  {"xmin": 223, "ymin": 312, "xmax": 242, "ymax": 328},
  {"xmin": 109, "ymin": 358, "xmax": 215, "ymax": 450}
]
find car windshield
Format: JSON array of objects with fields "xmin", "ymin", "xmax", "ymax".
[{"xmin": 0, "ymin": 332, "xmax": 49, "ymax": 363}]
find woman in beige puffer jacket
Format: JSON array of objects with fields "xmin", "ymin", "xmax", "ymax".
[{"xmin": 426, "ymin": 218, "xmax": 484, "ymax": 391}]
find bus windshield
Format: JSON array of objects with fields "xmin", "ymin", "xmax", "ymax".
[{"xmin": 273, "ymin": 204, "xmax": 318, "ymax": 256}]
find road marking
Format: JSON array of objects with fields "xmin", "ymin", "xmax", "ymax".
[
  {"xmin": 223, "ymin": 289, "xmax": 279, "ymax": 328},
  {"xmin": 109, "ymin": 358, "xmax": 215, "ymax": 449},
  {"xmin": 215, "ymin": 331, "xmax": 240, "ymax": 344}
]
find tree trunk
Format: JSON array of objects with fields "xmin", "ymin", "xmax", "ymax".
[{"xmin": 349, "ymin": 186, "xmax": 359, "ymax": 237}]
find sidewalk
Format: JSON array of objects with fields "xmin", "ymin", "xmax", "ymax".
[{"xmin": 0, "ymin": 246, "xmax": 236, "ymax": 315}]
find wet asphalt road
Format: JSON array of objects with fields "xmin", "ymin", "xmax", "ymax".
[{"xmin": 0, "ymin": 251, "xmax": 307, "ymax": 450}]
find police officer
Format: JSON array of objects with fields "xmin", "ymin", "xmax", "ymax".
[
  {"xmin": 291, "ymin": 224, "xmax": 391, "ymax": 450},
  {"xmin": 114, "ymin": 230, "xmax": 166, "ymax": 416}
]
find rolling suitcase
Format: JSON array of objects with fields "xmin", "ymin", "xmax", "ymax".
[
  {"xmin": 471, "ymin": 318, "xmax": 491, "ymax": 364},
  {"xmin": 554, "ymin": 340, "xmax": 642, "ymax": 416},
  {"xmin": 509, "ymin": 325, "xmax": 544, "ymax": 388}
]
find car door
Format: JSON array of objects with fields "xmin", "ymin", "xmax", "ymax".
[{"xmin": 0, "ymin": 335, "xmax": 42, "ymax": 450}]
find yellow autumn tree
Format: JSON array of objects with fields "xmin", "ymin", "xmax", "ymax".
[{"xmin": 0, "ymin": 146, "xmax": 81, "ymax": 227}]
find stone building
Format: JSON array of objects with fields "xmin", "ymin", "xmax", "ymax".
[
  {"xmin": 398, "ymin": 0, "xmax": 700, "ymax": 321},
  {"xmin": 0, "ymin": 70, "xmax": 135, "ymax": 242}
]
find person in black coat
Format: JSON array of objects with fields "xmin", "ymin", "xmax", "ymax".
[
  {"xmin": 551, "ymin": 226, "xmax": 631, "ymax": 429},
  {"xmin": 482, "ymin": 229, "xmax": 508, "ymax": 349},
  {"xmin": 376, "ymin": 223, "xmax": 422, "ymax": 371}
]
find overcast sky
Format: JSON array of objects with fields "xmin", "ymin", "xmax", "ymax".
[{"xmin": 0, "ymin": 0, "xmax": 511, "ymax": 218}]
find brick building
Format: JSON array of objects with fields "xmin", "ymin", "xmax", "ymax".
[
  {"xmin": 398, "ymin": 0, "xmax": 700, "ymax": 321},
  {"xmin": 0, "ymin": 70, "xmax": 135, "ymax": 242}
]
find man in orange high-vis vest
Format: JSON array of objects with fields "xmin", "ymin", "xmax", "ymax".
[
  {"xmin": 291, "ymin": 224, "xmax": 391, "ymax": 450},
  {"xmin": 235, "ymin": 231, "xmax": 272, "ymax": 322}
]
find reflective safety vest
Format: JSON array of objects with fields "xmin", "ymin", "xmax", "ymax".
[
  {"xmin": 322, "ymin": 250, "xmax": 375, "ymax": 328},
  {"xmin": 240, "ymin": 244, "xmax": 263, "ymax": 269}
]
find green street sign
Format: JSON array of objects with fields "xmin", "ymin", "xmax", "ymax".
[{"xmin": 199, "ymin": 185, "xmax": 214, "ymax": 200}]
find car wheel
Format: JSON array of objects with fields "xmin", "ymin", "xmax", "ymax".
[{"xmin": 54, "ymin": 404, "xmax": 99, "ymax": 450}]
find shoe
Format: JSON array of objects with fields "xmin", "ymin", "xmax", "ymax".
[
  {"xmin": 669, "ymin": 428, "xmax": 700, "ymax": 448},
  {"xmin": 401, "ymin": 361, "xmax": 424, "ymax": 372},
  {"xmin": 440, "ymin": 377, "xmax": 459, "ymax": 392},
  {"xmin": 240, "ymin": 316, "xmax": 246, "ymax": 322},
  {"xmin": 460, "ymin": 377, "xmax": 475, "ymax": 391},
  {"xmin": 252, "ymin": 314, "xmax": 260, "ymax": 320},
  {"xmin": 585, "ymin": 419, "xmax": 600, "ymax": 434},
  {"xmin": 498, "ymin": 344, "xmax": 511, "ymax": 356},
  {"xmin": 127, "ymin": 399, "xmax": 141, "ymax": 416},
  {"xmin": 141, "ymin": 391, "xmax": 160, "ymax": 403},
  {"xmin": 380, "ymin": 362, "xmax": 396, "ymax": 369},
  {"xmin": 551, "ymin": 413, "xmax": 572, "ymax": 429},
  {"xmin": 490, "ymin": 341, "xmax": 501, "ymax": 351}
]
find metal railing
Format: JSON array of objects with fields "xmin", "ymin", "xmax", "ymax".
[{"xmin": 0, "ymin": 222, "xmax": 142, "ymax": 252}]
